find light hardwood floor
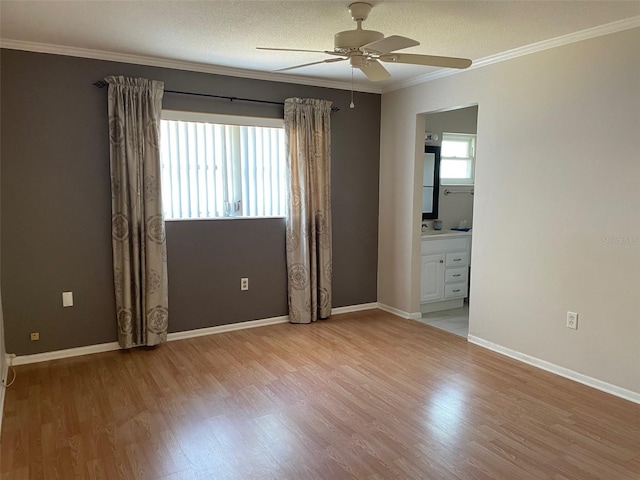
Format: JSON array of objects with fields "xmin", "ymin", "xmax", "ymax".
[{"xmin": 2, "ymin": 309, "xmax": 639, "ymax": 479}]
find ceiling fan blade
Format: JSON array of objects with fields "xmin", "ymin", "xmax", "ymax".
[
  {"xmin": 274, "ymin": 57, "xmax": 347, "ymax": 73},
  {"xmin": 380, "ymin": 53, "xmax": 472, "ymax": 69},
  {"xmin": 257, "ymin": 47, "xmax": 343, "ymax": 56},
  {"xmin": 358, "ymin": 60, "xmax": 391, "ymax": 82},
  {"xmin": 362, "ymin": 35, "xmax": 419, "ymax": 54}
]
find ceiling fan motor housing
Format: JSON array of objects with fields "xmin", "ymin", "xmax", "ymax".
[
  {"xmin": 335, "ymin": 2, "xmax": 382, "ymax": 52},
  {"xmin": 334, "ymin": 29, "xmax": 383, "ymax": 51}
]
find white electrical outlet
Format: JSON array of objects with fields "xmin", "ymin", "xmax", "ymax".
[
  {"xmin": 240, "ymin": 277, "xmax": 249, "ymax": 291},
  {"xmin": 566, "ymin": 311, "xmax": 578, "ymax": 330}
]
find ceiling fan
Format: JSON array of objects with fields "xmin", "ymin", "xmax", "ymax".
[{"xmin": 258, "ymin": 2, "xmax": 472, "ymax": 82}]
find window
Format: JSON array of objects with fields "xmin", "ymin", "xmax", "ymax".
[
  {"xmin": 160, "ymin": 111, "xmax": 286, "ymax": 219},
  {"xmin": 440, "ymin": 133, "xmax": 476, "ymax": 185}
]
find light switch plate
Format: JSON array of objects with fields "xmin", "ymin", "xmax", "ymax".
[{"xmin": 62, "ymin": 291, "xmax": 73, "ymax": 307}]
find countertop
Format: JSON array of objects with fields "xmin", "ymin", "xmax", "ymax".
[{"xmin": 421, "ymin": 230, "xmax": 472, "ymax": 239}]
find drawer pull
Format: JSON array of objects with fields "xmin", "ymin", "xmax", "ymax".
[
  {"xmin": 439, "ymin": 260, "xmax": 444, "ymax": 263},
  {"xmin": 452, "ymin": 274, "xmax": 461, "ymax": 277},
  {"xmin": 452, "ymin": 289, "xmax": 461, "ymax": 293},
  {"xmin": 453, "ymin": 258, "xmax": 462, "ymax": 262}
]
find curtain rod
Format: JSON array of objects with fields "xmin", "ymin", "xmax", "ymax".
[{"xmin": 93, "ymin": 81, "xmax": 340, "ymax": 112}]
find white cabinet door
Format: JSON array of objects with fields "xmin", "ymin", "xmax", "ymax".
[{"xmin": 421, "ymin": 254, "xmax": 445, "ymax": 302}]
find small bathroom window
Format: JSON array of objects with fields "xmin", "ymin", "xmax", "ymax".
[{"xmin": 440, "ymin": 133, "xmax": 476, "ymax": 185}]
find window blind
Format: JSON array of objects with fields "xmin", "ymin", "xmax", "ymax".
[{"xmin": 160, "ymin": 119, "xmax": 286, "ymax": 219}]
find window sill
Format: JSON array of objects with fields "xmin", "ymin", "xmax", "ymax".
[{"xmin": 165, "ymin": 216, "xmax": 286, "ymax": 222}]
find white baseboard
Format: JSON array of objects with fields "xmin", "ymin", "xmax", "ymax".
[
  {"xmin": 377, "ymin": 303, "xmax": 422, "ymax": 320},
  {"xmin": 12, "ymin": 342, "xmax": 120, "ymax": 366},
  {"xmin": 420, "ymin": 298, "xmax": 464, "ymax": 314},
  {"xmin": 331, "ymin": 302, "xmax": 378, "ymax": 315},
  {"xmin": 1, "ymin": 354, "xmax": 8, "ymax": 386},
  {"xmin": 168, "ymin": 302, "xmax": 379, "ymax": 341},
  {"xmin": 167, "ymin": 315, "xmax": 289, "ymax": 341},
  {"xmin": 0, "ymin": 387, "xmax": 4, "ymax": 434},
  {"xmin": 10, "ymin": 303, "xmax": 380, "ymax": 366},
  {"xmin": 0, "ymin": 354, "xmax": 9, "ymax": 434},
  {"xmin": 468, "ymin": 335, "xmax": 640, "ymax": 405},
  {"xmin": 12, "ymin": 316, "xmax": 290, "ymax": 365}
]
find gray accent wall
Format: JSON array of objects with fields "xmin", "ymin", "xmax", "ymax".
[{"xmin": 1, "ymin": 49, "xmax": 381, "ymax": 355}]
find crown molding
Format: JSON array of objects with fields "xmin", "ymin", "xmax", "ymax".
[
  {"xmin": 0, "ymin": 39, "xmax": 383, "ymax": 95},
  {"xmin": 383, "ymin": 15, "xmax": 640, "ymax": 93},
  {"xmin": 2, "ymin": 14, "xmax": 638, "ymax": 97}
]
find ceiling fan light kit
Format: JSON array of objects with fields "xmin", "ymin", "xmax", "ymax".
[{"xmin": 258, "ymin": 2, "xmax": 472, "ymax": 82}]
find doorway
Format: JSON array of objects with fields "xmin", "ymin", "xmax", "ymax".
[{"xmin": 416, "ymin": 105, "xmax": 478, "ymax": 338}]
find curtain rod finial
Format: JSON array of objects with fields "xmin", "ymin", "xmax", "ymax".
[{"xmin": 94, "ymin": 80, "xmax": 108, "ymax": 88}]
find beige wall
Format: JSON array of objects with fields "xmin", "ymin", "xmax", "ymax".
[{"xmin": 378, "ymin": 28, "xmax": 640, "ymax": 393}]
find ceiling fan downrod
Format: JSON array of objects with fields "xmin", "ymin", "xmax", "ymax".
[{"xmin": 334, "ymin": 2, "xmax": 383, "ymax": 53}]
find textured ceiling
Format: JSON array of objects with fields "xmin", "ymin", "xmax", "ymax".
[{"xmin": 1, "ymin": 1, "xmax": 639, "ymax": 91}]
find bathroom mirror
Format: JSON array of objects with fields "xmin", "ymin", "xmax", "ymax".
[{"xmin": 422, "ymin": 145, "xmax": 440, "ymax": 220}]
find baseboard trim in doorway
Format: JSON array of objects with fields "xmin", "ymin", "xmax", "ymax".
[
  {"xmin": 468, "ymin": 335, "xmax": 640, "ymax": 405},
  {"xmin": 377, "ymin": 303, "xmax": 422, "ymax": 320}
]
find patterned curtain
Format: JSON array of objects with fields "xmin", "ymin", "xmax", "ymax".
[
  {"xmin": 284, "ymin": 98, "xmax": 333, "ymax": 324},
  {"xmin": 106, "ymin": 76, "xmax": 169, "ymax": 348}
]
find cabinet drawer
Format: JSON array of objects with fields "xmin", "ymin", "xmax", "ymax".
[
  {"xmin": 445, "ymin": 251, "xmax": 468, "ymax": 267},
  {"xmin": 445, "ymin": 267, "xmax": 468, "ymax": 284},
  {"xmin": 444, "ymin": 283, "xmax": 468, "ymax": 299}
]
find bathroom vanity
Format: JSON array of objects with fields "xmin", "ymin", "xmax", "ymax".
[{"xmin": 420, "ymin": 231, "xmax": 471, "ymax": 313}]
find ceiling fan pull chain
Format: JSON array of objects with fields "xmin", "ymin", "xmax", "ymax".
[{"xmin": 350, "ymin": 68, "xmax": 355, "ymax": 109}]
